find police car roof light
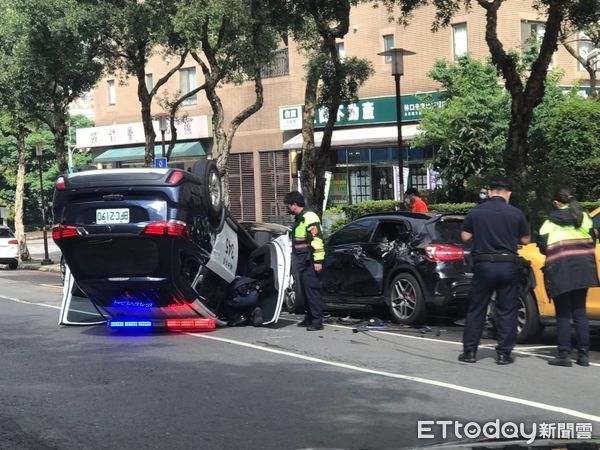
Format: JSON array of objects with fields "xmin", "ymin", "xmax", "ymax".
[
  {"xmin": 166, "ymin": 318, "xmax": 216, "ymax": 331},
  {"xmin": 108, "ymin": 319, "xmax": 153, "ymax": 329}
]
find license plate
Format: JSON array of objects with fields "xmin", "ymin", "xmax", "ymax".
[{"xmin": 96, "ymin": 208, "xmax": 130, "ymax": 224}]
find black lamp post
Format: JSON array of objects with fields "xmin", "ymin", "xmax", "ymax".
[
  {"xmin": 377, "ymin": 47, "xmax": 415, "ymax": 203},
  {"xmin": 35, "ymin": 143, "xmax": 53, "ymax": 265},
  {"xmin": 156, "ymin": 113, "xmax": 169, "ymax": 159}
]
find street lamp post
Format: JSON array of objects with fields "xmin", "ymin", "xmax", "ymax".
[
  {"xmin": 377, "ymin": 47, "xmax": 415, "ymax": 204},
  {"xmin": 35, "ymin": 143, "xmax": 53, "ymax": 265},
  {"xmin": 156, "ymin": 113, "xmax": 169, "ymax": 159}
]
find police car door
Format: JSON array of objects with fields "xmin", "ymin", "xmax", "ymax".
[{"xmin": 59, "ymin": 264, "xmax": 107, "ymax": 325}]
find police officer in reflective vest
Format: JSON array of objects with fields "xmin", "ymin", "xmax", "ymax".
[
  {"xmin": 537, "ymin": 188, "xmax": 599, "ymax": 367},
  {"xmin": 284, "ymin": 191, "xmax": 326, "ymax": 331},
  {"xmin": 459, "ymin": 176, "xmax": 530, "ymax": 365}
]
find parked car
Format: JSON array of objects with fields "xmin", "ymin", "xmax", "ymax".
[
  {"xmin": 517, "ymin": 206, "xmax": 600, "ymax": 342},
  {"xmin": 290, "ymin": 212, "xmax": 473, "ymax": 325},
  {"xmin": 0, "ymin": 225, "xmax": 19, "ymax": 270},
  {"xmin": 52, "ymin": 161, "xmax": 291, "ymax": 331}
]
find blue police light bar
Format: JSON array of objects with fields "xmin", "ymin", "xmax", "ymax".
[{"xmin": 108, "ymin": 319, "xmax": 153, "ymax": 329}]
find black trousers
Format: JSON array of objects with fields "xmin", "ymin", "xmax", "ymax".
[
  {"xmin": 553, "ymin": 288, "xmax": 589, "ymax": 352},
  {"xmin": 463, "ymin": 262, "xmax": 519, "ymax": 356},
  {"xmin": 300, "ymin": 263, "xmax": 323, "ymax": 327}
]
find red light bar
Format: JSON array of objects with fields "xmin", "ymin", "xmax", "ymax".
[
  {"xmin": 52, "ymin": 224, "xmax": 79, "ymax": 241},
  {"xmin": 55, "ymin": 176, "xmax": 66, "ymax": 189},
  {"xmin": 7, "ymin": 239, "xmax": 18, "ymax": 245},
  {"xmin": 167, "ymin": 171, "xmax": 184, "ymax": 185},
  {"xmin": 143, "ymin": 220, "xmax": 190, "ymax": 239},
  {"xmin": 166, "ymin": 318, "xmax": 216, "ymax": 331}
]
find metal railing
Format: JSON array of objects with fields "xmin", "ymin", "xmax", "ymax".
[{"xmin": 261, "ymin": 48, "xmax": 289, "ymax": 79}]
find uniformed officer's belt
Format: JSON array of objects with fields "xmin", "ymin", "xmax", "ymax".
[{"xmin": 473, "ymin": 253, "xmax": 519, "ymax": 263}]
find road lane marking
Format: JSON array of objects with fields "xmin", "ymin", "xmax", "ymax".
[
  {"xmin": 186, "ymin": 331, "xmax": 600, "ymax": 423},
  {"xmin": 0, "ymin": 295, "xmax": 60, "ymax": 310},
  {"xmin": 40, "ymin": 284, "xmax": 64, "ymax": 291}
]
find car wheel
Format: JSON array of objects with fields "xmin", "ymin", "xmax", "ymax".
[
  {"xmin": 285, "ymin": 271, "xmax": 305, "ymax": 314},
  {"xmin": 516, "ymin": 291, "xmax": 541, "ymax": 343},
  {"xmin": 192, "ymin": 159, "xmax": 223, "ymax": 229},
  {"xmin": 388, "ymin": 272, "xmax": 426, "ymax": 324},
  {"xmin": 8, "ymin": 259, "xmax": 18, "ymax": 270}
]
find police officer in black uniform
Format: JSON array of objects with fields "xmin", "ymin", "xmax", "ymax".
[{"xmin": 459, "ymin": 176, "xmax": 530, "ymax": 365}]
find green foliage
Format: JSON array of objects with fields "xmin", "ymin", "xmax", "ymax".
[
  {"xmin": 581, "ymin": 201, "xmax": 600, "ymax": 212},
  {"xmin": 343, "ymin": 200, "xmax": 398, "ymax": 221},
  {"xmin": 415, "ymin": 56, "xmax": 509, "ymax": 200},
  {"xmin": 428, "ymin": 203, "xmax": 476, "ymax": 214}
]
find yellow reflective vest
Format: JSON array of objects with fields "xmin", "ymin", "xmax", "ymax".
[
  {"xmin": 538, "ymin": 211, "xmax": 598, "ymax": 298},
  {"xmin": 292, "ymin": 210, "xmax": 325, "ymax": 264}
]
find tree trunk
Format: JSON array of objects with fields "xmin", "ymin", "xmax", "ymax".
[
  {"xmin": 478, "ymin": 0, "xmax": 565, "ymax": 200},
  {"xmin": 53, "ymin": 105, "xmax": 69, "ymax": 174},
  {"xmin": 300, "ymin": 73, "xmax": 319, "ymax": 212},
  {"xmin": 15, "ymin": 130, "xmax": 30, "ymax": 261},
  {"xmin": 137, "ymin": 64, "xmax": 156, "ymax": 168}
]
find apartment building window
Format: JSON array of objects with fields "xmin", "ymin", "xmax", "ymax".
[
  {"xmin": 521, "ymin": 20, "xmax": 545, "ymax": 53},
  {"xmin": 146, "ymin": 73, "xmax": 154, "ymax": 92},
  {"xmin": 107, "ymin": 80, "xmax": 116, "ymax": 105},
  {"xmin": 452, "ymin": 23, "xmax": 468, "ymax": 59},
  {"xmin": 180, "ymin": 67, "xmax": 197, "ymax": 105},
  {"xmin": 261, "ymin": 47, "xmax": 290, "ymax": 78},
  {"xmin": 383, "ymin": 35, "xmax": 394, "ymax": 63},
  {"xmin": 336, "ymin": 42, "xmax": 345, "ymax": 62},
  {"xmin": 578, "ymin": 32, "xmax": 594, "ymax": 71}
]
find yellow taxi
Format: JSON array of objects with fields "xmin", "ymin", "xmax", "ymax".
[{"xmin": 517, "ymin": 207, "xmax": 600, "ymax": 342}]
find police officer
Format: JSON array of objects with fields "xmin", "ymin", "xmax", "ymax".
[
  {"xmin": 283, "ymin": 191, "xmax": 325, "ymax": 331},
  {"xmin": 459, "ymin": 176, "xmax": 530, "ymax": 365}
]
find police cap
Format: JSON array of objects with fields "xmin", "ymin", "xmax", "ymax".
[{"xmin": 488, "ymin": 176, "xmax": 512, "ymax": 191}]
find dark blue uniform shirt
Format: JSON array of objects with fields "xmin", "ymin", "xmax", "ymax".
[{"xmin": 462, "ymin": 196, "xmax": 529, "ymax": 256}]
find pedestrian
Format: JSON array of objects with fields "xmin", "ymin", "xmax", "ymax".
[
  {"xmin": 478, "ymin": 187, "xmax": 489, "ymax": 204},
  {"xmin": 537, "ymin": 188, "xmax": 599, "ymax": 367},
  {"xmin": 459, "ymin": 176, "xmax": 530, "ymax": 365},
  {"xmin": 405, "ymin": 188, "xmax": 428, "ymax": 213},
  {"xmin": 283, "ymin": 191, "xmax": 326, "ymax": 331}
]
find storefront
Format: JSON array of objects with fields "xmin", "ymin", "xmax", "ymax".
[
  {"xmin": 75, "ymin": 115, "xmax": 212, "ymax": 169},
  {"xmin": 280, "ymin": 92, "xmax": 444, "ymax": 205}
]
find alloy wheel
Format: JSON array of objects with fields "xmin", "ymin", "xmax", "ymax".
[{"xmin": 391, "ymin": 279, "xmax": 417, "ymax": 319}]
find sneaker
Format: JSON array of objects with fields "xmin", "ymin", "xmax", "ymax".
[
  {"xmin": 576, "ymin": 349, "xmax": 589, "ymax": 367},
  {"xmin": 548, "ymin": 351, "xmax": 572, "ymax": 367}
]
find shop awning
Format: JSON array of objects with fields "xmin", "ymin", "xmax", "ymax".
[
  {"xmin": 282, "ymin": 125, "xmax": 422, "ymax": 150},
  {"xmin": 93, "ymin": 141, "xmax": 206, "ymax": 163}
]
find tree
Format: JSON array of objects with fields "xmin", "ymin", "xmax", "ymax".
[
  {"xmin": 380, "ymin": 0, "xmax": 599, "ymax": 202},
  {"xmin": 560, "ymin": 23, "xmax": 600, "ymax": 98},
  {"xmin": 100, "ymin": 0, "xmax": 188, "ymax": 167},
  {"xmin": 172, "ymin": 0, "xmax": 283, "ymax": 205},
  {"xmin": 415, "ymin": 56, "xmax": 509, "ymax": 200},
  {"xmin": 287, "ymin": 0, "xmax": 373, "ymax": 215},
  {"xmin": 0, "ymin": 0, "xmax": 106, "ymax": 174}
]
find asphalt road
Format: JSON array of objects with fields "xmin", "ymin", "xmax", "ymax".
[{"xmin": 1, "ymin": 269, "xmax": 600, "ymax": 450}]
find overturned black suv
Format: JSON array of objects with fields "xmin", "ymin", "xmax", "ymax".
[{"xmin": 52, "ymin": 161, "xmax": 291, "ymax": 331}]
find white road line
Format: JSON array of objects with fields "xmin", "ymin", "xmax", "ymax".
[
  {"xmin": 186, "ymin": 331, "xmax": 600, "ymax": 423},
  {"xmin": 0, "ymin": 295, "xmax": 60, "ymax": 310},
  {"xmin": 317, "ymin": 321, "xmax": 600, "ymax": 368}
]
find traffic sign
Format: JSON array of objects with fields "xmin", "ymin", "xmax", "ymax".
[{"xmin": 154, "ymin": 157, "xmax": 168, "ymax": 168}]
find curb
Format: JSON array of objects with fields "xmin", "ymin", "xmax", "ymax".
[{"xmin": 19, "ymin": 262, "xmax": 61, "ymax": 273}]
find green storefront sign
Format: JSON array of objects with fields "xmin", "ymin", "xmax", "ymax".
[{"xmin": 279, "ymin": 91, "xmax": 446, "ymax": 131}]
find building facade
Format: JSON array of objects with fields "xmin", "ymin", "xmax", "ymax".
[{"xmin": 82, "ymin": 0, "xmax": 596, "ymax": 221}]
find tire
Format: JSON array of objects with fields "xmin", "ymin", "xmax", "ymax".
[
  {"xmin": 387, "ymin": 272, "xmax": 426, "ymax": 325},
  {"xmin": 285, "ymin": 271, "xmax": 306, "ymax": 314},
  {"xmin": 192, "ymin": 160, "xmax": 223, "ymax": 229},
  {"xmin": 516, "ymin": 291, "xmax": 541, "ymax": 344},
  {"xmin": 8, "ymin": 259, "xmax": 18, "ymax": 270}
]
